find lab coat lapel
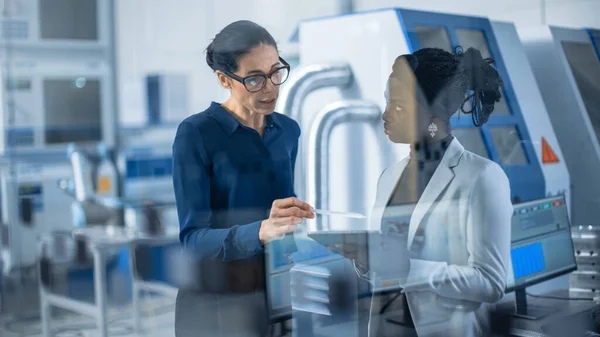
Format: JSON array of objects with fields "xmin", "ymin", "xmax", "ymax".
[{"xmin": 407, "ymin": 139, "xmax": 464, "ymax": 249}]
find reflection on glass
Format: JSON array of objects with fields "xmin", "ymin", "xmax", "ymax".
[
  {"xmin": 561, "ymin": 41, "xmax": 600, "ymax": 145},
  {"xmin": 455, "ymin": 29, "xmax": 510, "ymax": 115},
  {"xmin": 490, "ymin": 126, "xmax": 528, "ymax": 165},
  {"xmin": 452, "ymin": 128, "xmax": 489, "ymax": 159},
  {"xmin": 459, "ymin": 91, "xmax": 511, "ymax": 116},
  {"xmin": 455, "ymin": 29, "xmax": 491, "ymax": 59},
  {"xmin": 415, "ymin": 26, "xmax": 452, "ymax": 51}
]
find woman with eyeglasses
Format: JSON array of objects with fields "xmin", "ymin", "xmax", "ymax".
[{"xmin": 172, "ymin": 20, "xmax": 315, "ymax": 337}]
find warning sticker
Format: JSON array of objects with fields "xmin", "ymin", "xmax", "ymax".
[{"xmin": 541, "ymin": 137, "xmax": 559, "ymax": 164}]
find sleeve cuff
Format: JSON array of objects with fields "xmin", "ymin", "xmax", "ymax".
[
  {"xmin": 236, "ymin": 220, "xmax": 264, "ymax": 255},
  {"xmin": 402, "ymin": 258, "xmax": 447, "ymax": 293}
]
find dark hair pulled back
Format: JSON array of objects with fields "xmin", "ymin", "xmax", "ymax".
[
  {"xmin": 399, "ymin": 47, "xmax": 504, "ymax": 126},
  {"xmin": 206, "ymin": 20, "xmax": 278, "ymax": 74}
]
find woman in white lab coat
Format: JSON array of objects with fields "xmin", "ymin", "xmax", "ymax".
[{"xmin": 368, "ymin": 47, "xmax": 513, "ymax": 337}]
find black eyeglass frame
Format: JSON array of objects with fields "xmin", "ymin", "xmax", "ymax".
[{"xmin": 222, "ymin": 57, "xmax": 290, "ymax": 92}]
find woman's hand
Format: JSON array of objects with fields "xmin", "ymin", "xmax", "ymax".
[{"xmin": 259, "ymin": 197, "xmax": 315, "ymax": 244}]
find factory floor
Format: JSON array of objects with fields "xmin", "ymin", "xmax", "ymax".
[{"xmin": 0, "ymin": 294, "xmax": 177, "ymax": 337}]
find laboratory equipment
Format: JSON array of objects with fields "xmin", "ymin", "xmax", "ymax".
[
  {"xmin": 500, "ymin": 195, "xmax": 577, "ymax": 320},
  {"xmin": 95, "ymin": 142, "xmax": 119, "ymax": 198},
  {"xmin": 306, "ymin": 100, "xmax": 381, "ymax": 230},
  {"xmin": 39, "ymin": 225, "xmax": 179, "ymax": 337},
  {"xmin": 0, "ymin": 0, "xmax": 118, "ymax": 155},
  {"xmin": 116, "ymin": 128, "xmax": 180, "ymax": 283},
  {"xmin": 0, "ymin": 160, "xmax": 75, "ymax": 275},
  {"xmin": 518, "ymin": 26, "xmax": 600, "ymax": 232},
  {"xmin": 570, "ymin": 224, "xmax": 600, "ymax": 299},
  {"xmin": 289, "ymin": 8, "xmax": 570, "ymax": 231},
  {"xmin": 268, "ymin": 7, "xmax": 573, "ymax": 324},
  {"xmin": 146, "ymin": 73, "xmax": 189, "ymax": 125},
  {"xmin": 0, "ymin": 0, "xmax": 111, "ymax": 46},
  {"xmin": 67, "ymin": 143, "xmax": 97, "ymax": 203}
]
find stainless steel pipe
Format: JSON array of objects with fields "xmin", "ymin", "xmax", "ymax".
[
  {"xmin": 278, "ymin": 63, "xmax": 353, "ymax": 200},
  {"xmin": 306, "ymin": 100, "xmax": 381, "ymax": 230}
]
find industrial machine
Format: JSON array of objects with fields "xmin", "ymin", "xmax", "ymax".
[
  {"xmin": 0, "ymin": 161, "xmax": 75, "ymax": 274},
  {"xmin": 267, "ymin": 8, "xmax": 573, "ymax": 331},
  {"xmin": 518, "ymin": 26, "xmax": 600, "ymax": 299},
  {"xmin": 285, "ymin": 8, "xmax": 570, "ymax": 233},
  {"xmin": 0, "ymin": 0, "xmax": 118, "ymax": 155},
  {"xmin": 116, "ymin": 126, "xmax": 180, "ymax": 283},
  {"xmin": 145, "ymin": 73, "xmax": 189, "ymax": 126},
  {"xmin": 0, "ymin": 0, "xmax": 118, "ymax": 316}
]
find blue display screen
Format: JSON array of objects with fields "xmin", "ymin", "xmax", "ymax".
[{"xmin": 511, "ymin": 242, "xmax": 546, "ymax": 279}]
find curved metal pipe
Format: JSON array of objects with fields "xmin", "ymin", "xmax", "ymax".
[
  {"xmin": 307, "ymin": 100, "xmax": 381, "ymax": 230},
  {"xmin": 279, "ymin": 63, "xmax": 353, "ymax": 121},
  {"xmin": 277, "ymin": 63, "xmax": 353, "ymax": 201}
]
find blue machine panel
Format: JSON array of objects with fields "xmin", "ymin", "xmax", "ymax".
[
  {"xmin": 125, "ymin": 157, "xmax": 173, "ymax": 179},
  {"xmin": 397, "ymin": 9, "xmax": 545, "ymax": 202},
  {"xmin": 587, "ymin": 29, "xmax": 600, "ymax": 59}
]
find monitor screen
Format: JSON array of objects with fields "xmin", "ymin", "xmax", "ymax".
[
  {"xmin": 39, "ymin": 0, "xmax": 98, "ymax": 41},
  {"xmin": 506, "ymin": 195, "xmax": 576, "ymax": 291},
  {"xmin": 43, "ymin": 78, "xmax": 103, "ymax": 144}
]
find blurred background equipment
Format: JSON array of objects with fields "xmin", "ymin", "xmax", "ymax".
[
  {"xmin": 519, "ymin": 26, "xmax": 600, "ymax": 235},
  {"xmin": 570, "ymin": 225, "xmax": 600, "ymax": 299},
  {"xmin": 0, "ymin": 0, "xmax": 119, "ymax": 320},
  {"xmin": 145, "ymin": 73, "xmax": 189, "ymax": 126}
]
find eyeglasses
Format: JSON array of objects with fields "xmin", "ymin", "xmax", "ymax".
[{"xmin": 223, "ymin": 57, "xmax": 290, "ymax": 93}]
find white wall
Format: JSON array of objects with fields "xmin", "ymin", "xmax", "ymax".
[
  {"xmin": 354, "ymin": 0, "xmax": 600, "ymax": 29},
  {"xmin": 115, "ymin": 0, "xmax": 339, "ymax": 127}
]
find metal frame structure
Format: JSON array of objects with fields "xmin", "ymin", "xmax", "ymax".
[{"xmin": 38, "ymin": 228, "xmax": 178, "ymax": 337}]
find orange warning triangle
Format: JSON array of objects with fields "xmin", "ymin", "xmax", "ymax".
[{"xmin": 542, "ymin": 137, "xmax": 560, "ymax": 164}]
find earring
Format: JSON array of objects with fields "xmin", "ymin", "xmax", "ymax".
[
  {"xmin": 428, "ymin": 120, "xmax": 438, "ymax": 138},
  {"xmin": 396, "ymin": 106, "xmax": 402, "ymax": 111}
]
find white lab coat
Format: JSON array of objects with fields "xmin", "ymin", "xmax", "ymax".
[{"xmin": 368, "ymin": 138, "xmax": 512, "ymax": 337}]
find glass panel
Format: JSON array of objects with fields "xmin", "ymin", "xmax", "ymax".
[
  {"xmin": 456, "ymin": 29, "xmax": 510, "ymax": 115},
  {"xmin": 455, "ymin": 29, "xmax": 491, "ymax": 59},
  {"xmin": 39, "ymin": 0, "xmax": 98, "ymax": 41},
  {"xmin": 43, "ymin": 78, "xmax": 102, "ymax": 144},
  {"xmin": 452, "ymin": 128, "xmax": 489, "ymax": 159},
  {"xmin": 561, "ymin": 41, "xmax": 600, "ymax": 146},
  {"xmin": 415, "ymin": 26, "xmax": 452, "ymax": 51},
  {"xmin": 490, "ymin": 126, "xmax": 528, "ymax": 165}
]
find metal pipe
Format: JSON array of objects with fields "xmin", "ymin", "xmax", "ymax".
[
  {"xmin": 44, "ymin": 293, "xmax": 98, "ymax": 317},
  {"xmin": 92, "ymin": 247, "xmax": 109, "ymax": 337},
  {"xmin": 278, "ymin": 63, "xmax": 353, "ymax": 200},
  {"xmin": 306, "ymin": 101, "xmax": 381, "ymax": 230}
]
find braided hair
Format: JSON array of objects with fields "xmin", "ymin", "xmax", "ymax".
[{"xmin": 397, "ymin": 47, "xmax": 504, "ymax": 127}]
